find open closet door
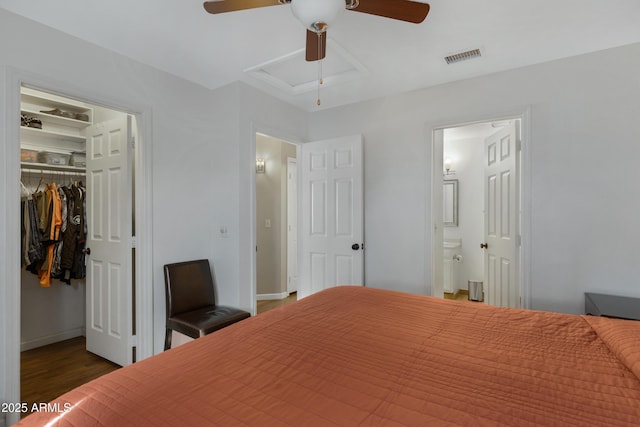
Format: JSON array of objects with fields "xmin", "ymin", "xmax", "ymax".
[
  {"xmin": 85, "ymin": 115, "xmax": 133, "ymax": 366},
  {"xmin": 298, "ymin": 135, "xmax": 364, "ymax": 298}
]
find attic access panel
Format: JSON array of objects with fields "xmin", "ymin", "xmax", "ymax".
[{"xmin": 244, "ymin": 39, "xmax": 368, "ymax": 95}]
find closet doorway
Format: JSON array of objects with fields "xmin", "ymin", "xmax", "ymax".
[
  {"xmin": 18, "ymin": 86, "xmax": 136, "ymax": 405},
  {"xmin": 255, "ymin": 133, "xmax": 299, "ymax": 310}
]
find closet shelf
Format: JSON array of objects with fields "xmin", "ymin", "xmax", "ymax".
[
  {"xmin": 21, "ymin": 88, "xmax": 92, "ymax": 115},
  {"xmin": 21, "ymin": 162, "xmax": 86, "ymax": 174},
  {"xmin": 21, "ymin": 108, "xmax": 91, "ymax": 129},
  {"xmin": 20, "ymin": 126, "xmax": 86, "ymax": 144}
]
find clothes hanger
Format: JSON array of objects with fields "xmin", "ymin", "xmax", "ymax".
[
  {"xmin": 20, "ymin": 172, "xmax": 30, "ymax": 198},
  {"xmin": 35, "ymin": 169, "xmax": 44, "ymax": 193}
]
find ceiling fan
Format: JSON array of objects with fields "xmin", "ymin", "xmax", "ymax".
[{"xmin": 203, "ymin": 0, "xmax": 430, "ymax": 62}]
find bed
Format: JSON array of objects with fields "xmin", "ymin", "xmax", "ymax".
[{"xmin": 17, "ymin": 286, "xmax": 640, "ymax": 426}]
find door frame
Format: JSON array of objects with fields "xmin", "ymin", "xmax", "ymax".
[
  {"xmin": 286, "ymin": 156, "xmax": 298, "ymax": 294},
  {"xmin": 429, "ymin": 109, "xmax": 532, "ymax": 308},
  {"xmin": 2, "ymin": 67, "xmax": 154, "ymax": 425},
  {"xmin": 249, "ymin": 125, "xmax": 302, "ymax": 315}
]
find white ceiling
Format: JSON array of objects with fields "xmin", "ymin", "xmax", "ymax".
[{"xmin": 2, "ymin": 0, "xmax": 640, "ymax": 112}]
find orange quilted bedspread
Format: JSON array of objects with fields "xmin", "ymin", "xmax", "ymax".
[{"xmin": 18, "ymin": 287, "xmax": 640, "ymax": 426}]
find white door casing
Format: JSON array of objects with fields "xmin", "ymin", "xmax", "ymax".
[
  {"xmin": 483, "ymin": 121, "xmax": 520, "ymax": 308},
  {"xmin": 431, "ymin": 129, "xmax": 445, "ymax": 298},
  {"xmin": 299, "ymin": 135, "xmax": 364, "ymax": 298},
  {"xmin": 287, "ymin": 157, "xmax": 298, "ymax": 294},
  {"xmin": 85, "ymin": 115, "xmax": 133, "ymax": 366}
]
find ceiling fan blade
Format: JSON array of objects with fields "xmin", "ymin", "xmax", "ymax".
[
  {"xmin": 306, "ymin": 30, "xmax": 327, "ymax": 62},
  {"xmin": 350, "ymin": 0, "xmax": 430, "ymax": 24},
  {"xmin": 203, "ymin": 0, "xmax": 283, "ymax": 14}
]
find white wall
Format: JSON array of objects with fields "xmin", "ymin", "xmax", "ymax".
[
  {"xmin": 306, "ymin": 116, "xmax": 430, "ymax": 296},
  {"xmin": 20, "ymin": 270, "xmax": 85, "ymax": 351},
  {"xmin": 307, "ymin": 42, "xmax": 640, "ymax": 314},
  {"xmin": 0, "ymin": 35, "xmax": 6, "ymax": 424}
]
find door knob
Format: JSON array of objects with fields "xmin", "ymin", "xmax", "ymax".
[
  {"xmin": 480, "ymin": 243, "xmax": 488, "ymax": 249},
  {"xmin": 82, "ymin": 247, "xmax": 91, "ymax": 255},
  {"xmin": 352, "ymin": 243, "xmax": 360, "ymax": 250}
]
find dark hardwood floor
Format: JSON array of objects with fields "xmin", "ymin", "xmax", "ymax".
[{"xmin": 20, "ymin": 336, "xmax": 120, "ymax": 417}]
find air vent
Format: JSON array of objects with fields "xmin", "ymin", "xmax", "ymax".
[{"xmin": 444, "ymin": 48, "xmax": 482, "ymax": 65}]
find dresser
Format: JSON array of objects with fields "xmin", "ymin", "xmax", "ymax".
[{"xmin": 584, "ymin": 292, "xmax": 640, "ymax": 321}]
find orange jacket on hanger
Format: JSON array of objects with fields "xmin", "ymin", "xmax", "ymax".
[{"xmin": 38, "ymin": 183, "xmax": 62, "ymax": 287}]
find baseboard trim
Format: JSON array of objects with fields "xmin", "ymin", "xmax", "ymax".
[
  {"xmin": 21, "ymin": 327, "xmax": 84, "ymax": 352},
  {"xmin": 256, "ymin": 292, "xmax": 290, "ymax": 301}
]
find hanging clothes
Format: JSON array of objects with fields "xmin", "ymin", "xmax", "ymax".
[
  {"xmin": 38, "ymin": 182, "xmax": 62, "ymax": 287},
  {"xmin": 21, "ymin": 181, "xmax": 44, "ymax": 267},
  {"xmin": 74, "ymin": 182, "xmax": 87, "ymax": 280},
  {"xmin": 22, "ymin": 177, "xmax": 87, "ymax": 287},
  {"xmin": 50, "ymin": 186, "xmax": 68, "ymax": 279},
  {"xmin": 59, "ymin": 182, "xmax": 87, "ymax": 284},
  {"xmin": 22, "ymin": 198, "xmax": 45, "ymax": 267}
]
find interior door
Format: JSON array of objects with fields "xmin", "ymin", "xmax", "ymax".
[
  {"xmin": 85, "ymin": 115, "xmax": 133, "ymax": 366},
  {"xmin": 483, "ymin": 121, "xmax": 520, "ymax": 308},
  {"xmin": 299, "ymin": 135, "xmax": 364, "ymax": 298},
  {"xmin": 287, "ymin": 157, "xmax": 298, "ymax": 294}
]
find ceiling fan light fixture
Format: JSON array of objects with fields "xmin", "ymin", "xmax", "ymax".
[
  {"xmin": 290, "ymin": 0, "xmax": 345, "ymax": 32},
  {"xmin": 345, "ymin": 0, "xmax": 360, "ymax": 10}
]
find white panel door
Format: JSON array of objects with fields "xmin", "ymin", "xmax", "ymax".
[
  {"xmin": 287, "ymin": 158, "xmax": 298, "ymax": 294},
  {"xmin": 484, "ymin": 122, "xmax": 519, "ymax": 308},
  {"xmin": 299, "ymin": 135, "xmax": 363, "ymax": 298},
  {"xmin": 86, "ymin": 115, "xmax": 133, "ymax": 366}
]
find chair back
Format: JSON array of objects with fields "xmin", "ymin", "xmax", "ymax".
[{"xmin": 164, "ymin": 259, "xmax": 216, "ymax": 317}]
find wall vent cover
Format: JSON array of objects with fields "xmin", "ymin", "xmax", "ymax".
[{"xmin": 444, "ymin": 48, "xmax": 482, "ymax": 64}]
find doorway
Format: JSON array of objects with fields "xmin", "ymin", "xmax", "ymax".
[
  {"xmin": 432, "ymin": 116, "xmax": 528, "ymax": 308},
  {"xmin": 19, "ymin": 86, "xmax": 133, "ymax": 403},
  {"xmin": 255, "ymin": 133, "xmax": 298, "ymax": 308},
  {"xmin": 4, "ymin": 71, "xmax": 153, "ymax": 426}
]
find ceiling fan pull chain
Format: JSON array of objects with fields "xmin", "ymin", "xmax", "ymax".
[
  {"xmin": 316, "ymin": 67, "xmax": 321, "ymax": 106},
  {"xmin": 317, "ymin": 32, "xmax": 323, "ymax": 106}
]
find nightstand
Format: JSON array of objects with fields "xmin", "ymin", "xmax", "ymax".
[{"xmin": 585, "ymin": 292, "xmax": 640, "ymax": 321}]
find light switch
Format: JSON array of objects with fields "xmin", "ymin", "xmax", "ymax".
[{"xmin": 265, "ymin": 219, "xmax": 271, "ymax": 228}]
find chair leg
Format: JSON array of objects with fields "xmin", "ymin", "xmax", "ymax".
[{"xmin": 164, "ymin": 328, "xmax": 172, "ymax": 351}]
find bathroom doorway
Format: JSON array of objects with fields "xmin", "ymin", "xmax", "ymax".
[{"xmin": 432, "ymin": 117, "xmax": 526, "ymax": 308}]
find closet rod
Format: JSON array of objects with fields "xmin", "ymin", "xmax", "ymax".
[{"xmin": 21, "ymin": 168, "xmax": 86, "ymax": 176}]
